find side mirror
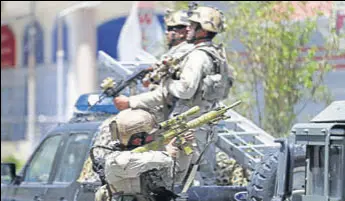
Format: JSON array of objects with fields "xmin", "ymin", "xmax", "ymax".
[{"xmin": 1, "ymin": 163, "xmax": 16, "ymax": 184}]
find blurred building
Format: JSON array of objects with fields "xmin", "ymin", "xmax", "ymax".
[{"xmin": 1, "ymin": 1, "xmax": 173, "ymax": 161}]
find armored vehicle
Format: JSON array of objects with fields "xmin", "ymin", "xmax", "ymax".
[{"xmin": 247, "ymin": 101, "xmax": 345, "ymax": 201}]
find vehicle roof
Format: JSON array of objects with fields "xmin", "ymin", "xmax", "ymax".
[
  {"xmin": 47, "ymin": 120, "xmax": 103, "ymax": 135},
  {"xmin": 310, "ymin": 101, "xmax": 345, "ymax": 123}
]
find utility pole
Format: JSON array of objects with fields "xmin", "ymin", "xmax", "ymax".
[{"xmin": 27, "ymin": 1, "xmax": 37, "ymax": 152}]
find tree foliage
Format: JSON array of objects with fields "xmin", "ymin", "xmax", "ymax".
[{"xmin": 176, "ymin": 1, "xmax": 340, "ymax": 137}]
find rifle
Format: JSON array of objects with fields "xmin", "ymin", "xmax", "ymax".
[
  {"xmin": 132, "ymin": 100, "xmax": 242, "ymax": 155},
  {"xmin": 144, "ymin": 55, "xmax": 182, "ymax": 83},
  {"xmin": 158, "ymin": 106, "xmax": 200, "ymax": 130},
  {"xmin": 88, "ymin": 67, "xmax": 153, "ymax": 110},
  {"xmin": 143, "ymin": 45, "xmax": 197, "ymax": 84}
]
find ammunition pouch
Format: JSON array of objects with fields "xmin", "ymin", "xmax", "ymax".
[{"xmin": 201, "ymin": 74, "xmax": 226, "ymax": 101}]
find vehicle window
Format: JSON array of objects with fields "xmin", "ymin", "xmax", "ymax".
[
  {"xmin": 24, "ymin": 135, "xmax": 62, "ymax": 183},
  {"xmin": 53, "ymin": 133, "xmax": 91, "ymax": 183}
]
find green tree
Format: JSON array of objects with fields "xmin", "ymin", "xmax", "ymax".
[{"xmin": 175, "ymin": 1, "xmax": 341, "ymax": 137}]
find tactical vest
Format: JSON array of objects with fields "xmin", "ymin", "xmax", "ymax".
[
  {"xmin": 175, "ymin": 43, "xmax": 234, "ymax": 102},
  {"xmin": 196, "ymin": 44, "xmax": 234, "ymax": 101},
  {"xmin": 163, "ymin": 42, "xmax": 234, "ymax": 118}
]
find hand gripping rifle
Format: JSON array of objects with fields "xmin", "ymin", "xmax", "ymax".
[
  {"xmin": 144, "ymin": 55, "xmax": 182, "ymax": 83},
  {"xmin": 132, "ymin": 100, "xmax": 242, "ymax": 155},
  {"xmin": 143, "ymin": 45, "xmax": 197, "ymax": 84}
]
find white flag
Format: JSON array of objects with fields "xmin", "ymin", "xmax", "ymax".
[
  {"xmin": 117, "ymin": 1, "xmax": 142, "ymax": 61},
  {"xmin": 117, "ymin": 1, "xmax": 165, "ymax": 62},
  {"xmin": 137, "ymin": 2, "xmax": 166, "ymax": 57}
]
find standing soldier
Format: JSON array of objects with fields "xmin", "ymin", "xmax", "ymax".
[
  {"xmin": 129, "ymin": 9, "xmax": 196, "ymax": 123},
  {"xmin": 142, "ymin": 9, "xmax": 195, "ymax": 91}
]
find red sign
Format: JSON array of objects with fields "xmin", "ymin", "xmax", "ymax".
[
  {"xmin": 336, "ymin": 11, "xmax": 345, "ymax": 35},
  {"xmin": 1, "ymin": 25, "xmax": 16, "ymax": 68}
]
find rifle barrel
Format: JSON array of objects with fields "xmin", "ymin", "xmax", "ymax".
[
  {"xmin": 132, "ymin": 101, "xmax": 242, "ymax": 153},
  {"xmin": 159, "ymin": 106, "xmax": 200, "ymax": 129}
]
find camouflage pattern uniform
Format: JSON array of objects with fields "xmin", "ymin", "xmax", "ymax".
[
  {"xmin": 215, "ymin": 152, "xmax": 251, "ymax": 186},
  {"xmin": 77, "ymin": 116, "xmax": 118, "ymax": 184}
]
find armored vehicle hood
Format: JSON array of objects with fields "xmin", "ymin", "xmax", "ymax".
[{"xmin": 310, "ymin": 101, "xmax": 345, "ymax": 123}]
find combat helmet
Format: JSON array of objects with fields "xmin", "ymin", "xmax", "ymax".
[
  {"xmin": 187, "ymin": 3, "xmax": 226, "ymax": 33},
  {"xmin": 110, "ymin": 108, "xmax": 157, "ymax": 146},
  {"xmin": 164, "ymin": 9, "xmax": 190, "ymax": 27}
]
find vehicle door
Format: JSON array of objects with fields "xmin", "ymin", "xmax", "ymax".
[
  {"xmin": 43, "ymin": 132, "xmax": 94, "ymax": 201},
  {"xmin": 9, "ymin": 134, "xmax": 63, "ymax": 201}
]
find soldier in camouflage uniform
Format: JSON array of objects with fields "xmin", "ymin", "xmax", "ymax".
[
  {"xmin": 103, "ymin": 109, "xmax": 174, "ymax": 201},
  {"xmin": 114, "ymin": 5, "xmax": 232, "ymax": 186},
  {"xmin": 87, "ymin": 108, "xmax": 195, "ymax": 201},
  {"xmin": 131, "ymin": 9, "xmax": 195, "ymax": 123}
]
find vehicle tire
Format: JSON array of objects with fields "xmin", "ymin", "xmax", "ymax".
[{"xmin": 247, "ymin": 146, "xmax": 305, "ymax": 201}]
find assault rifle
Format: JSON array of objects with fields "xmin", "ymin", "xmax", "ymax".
[
  {"xmin": 88, "ymin": 67, "xmax": 153, "ymax": 110},
  {"xmin": 132, "ymin": 100, "xmax": 242, "ymax": 155},
  {"xmin": 143, "ymin": 45, "xmax": 197, "ymax": 84},
  {"xmin": 144, "ymin": 55, "xmax": 182, "ymax": 83}
]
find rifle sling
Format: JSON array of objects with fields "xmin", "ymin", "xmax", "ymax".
[{"xmin": 181, "ymin": 136, "xmax": 213, "ymax": 193}]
